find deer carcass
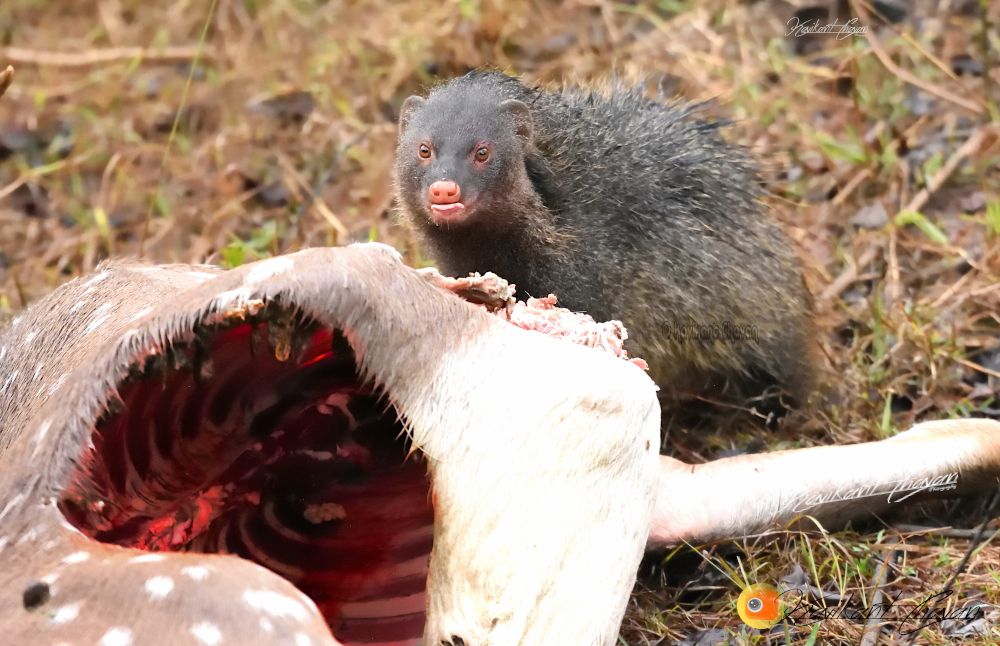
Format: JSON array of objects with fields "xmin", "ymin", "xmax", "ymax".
[
  {"xmin": 1, "ymin": 242, "xmax": 999, "ymax": 646},
  {"xmin": 0, "ymin": 243, "xmax": 659, "ymax": 646}
]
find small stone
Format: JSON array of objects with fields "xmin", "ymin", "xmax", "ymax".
[
  {"xmin": 951, "ymin": 54, "xmax": 984, "ymax": 77},
  {"xmin": 959, "ymin": 191, "xmax": 986, "ymax": 213},
  {"xmin": 851, "ymin": 202, "xmax": 888, "ymax": 229},
  {"xmin": 872, "ymin": 0, "xmax": 907, "ymax": 23}
]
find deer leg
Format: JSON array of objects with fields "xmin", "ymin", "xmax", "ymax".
[{"xmin": 649, "ymin": 419, "xmax": 1000, "ymax": 546}]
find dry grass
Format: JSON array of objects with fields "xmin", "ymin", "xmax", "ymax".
[{"xmin": 2, "ymin": 0, "xmax": 1000, "ymax": 643}]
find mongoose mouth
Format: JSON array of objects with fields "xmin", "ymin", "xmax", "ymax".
[
  {"xmin": 60, "ymin": 313, "xmax": 432, "ymax": 645},
  {"xmin": 429, "ymin": 201, "xmax": 470, "ymax": 224}
]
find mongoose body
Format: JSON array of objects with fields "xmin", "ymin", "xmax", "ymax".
[{"xmin": 394, "ymin": 71, "xmax": 813, "ymax": 405}]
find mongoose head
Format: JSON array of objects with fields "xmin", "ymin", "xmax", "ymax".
[{"xmin": 395, "ymin": 84, "xmax": 535, "ymax": 231}]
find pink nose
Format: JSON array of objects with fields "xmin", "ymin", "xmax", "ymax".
[{"xmin": 428, "ymin": 180, "xmax": 462, "ymax": 205}]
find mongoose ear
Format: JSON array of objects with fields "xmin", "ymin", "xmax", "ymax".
[
  {"xmin": 398, "ymin": 95, "xmax": 425, "ymax": 135},
  {"xmin": 500, "ymin": 99, "xmax": 533, "ymax": 142}
]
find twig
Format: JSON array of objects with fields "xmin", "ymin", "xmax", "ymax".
[
  {"xmin": 831, "ymin": 167, "xmax": 872, "ymax": 207},
  {"xmin": 10, "ymin": 269, "xmax": 26, "ymax": 310},
  {"xmin": 901, "ymin": 128, "xmax": 993, "ymax": 216},
  {"xmin": 859, "ymin": 0, "xmax": 963, "ymax": 85},
  {"xmin": 979, "ymin": 0, "xmax": 998, "ymax": 121},
  {"xmin": 0, "ymin": 149, "xmax": 99, "ymax": 202},
  {"xmin": 971, "ymin": 282, "xmax": 1000, "ymax": 298},
  {"xmin": 0, "ymin": 65, "xmax": 12, "ymax": 99},
  {"xmin": 580, "ymin": 0, "xmax": 621, "ymax": 45},
  {"xmin": 292, "ymin": 130, "xmax": 368, "ymax": 245},
  {"xmin": 139, "ymin": 0, "xmax": 219, "ymax": 256},
  {"xmin": 861, "ymin": 537, "xmax": 899, "ymax": 646},
  {"xmin": 277, "ymin": 154, "xmax": 348, "ymax": 245},
  {"xmin": 850, "ymin": 1, "xmax": 985, "ymax": 115},
  {"xmin": 930, "ymin": 269, "xmax": 973, "ymax": 309},
  {"xmin": 896, "ymin": 523, "xmax": 1000, "ymax": 540},
  {"xmin": 886, "ymin": 220, "xmax": 900, "ymax": 308},
  {"xmin": 819, "ymin": 245, "xmax": 880, "ymax": 303},
  {"xmin": 820, "ymin": 127, "xmax": 993, "ymax": 303},
  {"xmin": 1, "ymin": 46, "xmax": 214, "ymax": 68},
  {"xmin": 905, "ymin": 487, "xmax": 1000, "ymax": 645},
  {"xmin": 956, "ymin": 357, "xmax": 1000, "ymax": 381}
]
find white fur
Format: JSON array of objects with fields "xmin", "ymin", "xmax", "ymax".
[
  {"xmin": 650, "ymin": 418, "xmax": 1000, "ymax": 545},
  {"xmin": 409, "ymin": 321, "xmax": 660, "ymax": 645}
]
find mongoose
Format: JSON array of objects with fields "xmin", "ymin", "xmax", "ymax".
[{"xmin": 394, "ymin": 70, "xmax": 813, "ymax": 408}]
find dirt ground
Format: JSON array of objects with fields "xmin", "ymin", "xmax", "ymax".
[{"xmin": 1, "ymin": 0, "xmax": 1000, "ymax": 644}]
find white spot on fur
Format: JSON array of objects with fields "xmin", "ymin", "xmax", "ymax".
[
  {"xmin": 128, "ymin": 306, "xmax": 152, "ymax": 323},
  {"xmin": 11, "ymin": 316, "xmax": 21, "ymax": 327},
  {"xmin": 294, "ymin": 634, "xmax": 312, "ymax": 646},
  {"xmin": 0, "ymin": 492, "xmax": 26, "ymax": 522},
  {"xmin": 188, "ymin": 271, "xmax": 218, "ymax": 282},
  {"xmin": 33, "ymin": 362, "xmax": 44, "ymax": 381},
  {"xmin": 190, "ymin": 622, "xmax": 222, "ymax": 645},
  {"xmin": 246, "ymin": 256, "xmax": 294, "ymax": 283},
  {"xmin": 17, "ymin": 528, "xmax": 37, "ymax": 544},
  {"xmin": 40, "ymin": 572, "xmax": 59, "ymax": 585},
  {"xmin": 24, "ymin": 330, "xmax": 37, "ymax": 344},
  {"xmin": 83, "ymin": 271, "xmax": 110, "ymax": 288},
  {"xmin": 52, "ymin": 601, "xmax": 81, "ymax": 624},
  {"xmin": 0, "ymin": 536, "xmax": 8, "ymax": 552},
  {"xmin": 100, "ymin": 627, "xmax": 133, "ymax": 646},
  {"xmin": 181, "ymin": 565, "xmax": 210, "ymax": 581},
  {"xmin": 69, "ymin": 300, "xmax": 87, "ymax": 314},
  {"xmin": 32, "ymin": 418, "xmax": 52, "ymax": 458},
  {"xmin": 144, "ymin": 575, "xmax": 174, "ymax": 599},
  {"xmin": 47, "ymin": 373, "xmax": 67, "ymax": 396},
  {"xmin": 62, "ymin": 551, "xmax": 90, "ymax": 565},
  {"xmin": 243, "ymin": 589, "xmax": 309, "ymax": 621},
  {"xmin": 0, "ymin": 370, "xmax": 18, "ymax": 394},
  {"xmin": 259, "ymin": 617, "xmax": 274, "ymax": 633},
  {"xmin": 84, "ymin": 303, "xmax": 113, "ymax": 335},
  {"xmin": 0, "ymin": 346, "xmax": 6, "ymax": 361},
  {"xmin": 129, "ymin": 553, "xmax": 166, "ymax": 564}
]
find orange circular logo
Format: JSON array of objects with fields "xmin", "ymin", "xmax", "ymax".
[{"xmin": 737, "ymin": 584, "xmax": 781, "ymax": 629}]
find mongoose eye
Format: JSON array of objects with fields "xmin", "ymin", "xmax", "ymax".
[
  {"xmin": 418, "ymin": 143, "xmax": 432, "ymax": 159},
  {"xmin": 474, "ymin": 146, "xmax": 490, "ymax": 163}
]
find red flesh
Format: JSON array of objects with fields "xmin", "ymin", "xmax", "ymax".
[{"xmin": 60, "ymin": 321, "xmax": 432, "ymax": 645}]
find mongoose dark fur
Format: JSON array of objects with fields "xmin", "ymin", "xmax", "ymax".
[{"xmin": 394, "ymin": 70, "xmax": 813, "ymax": 407}]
